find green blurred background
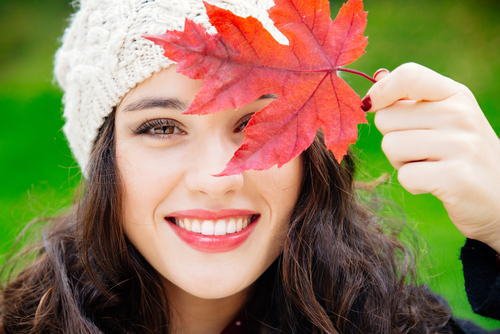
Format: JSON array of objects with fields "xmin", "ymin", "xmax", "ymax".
[{"xmin": 1, "ymin": 0, "xmax": 499, "ymax": 329}]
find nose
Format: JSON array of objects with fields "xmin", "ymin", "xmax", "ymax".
[{"xmin": 184, "ymin": 135, "xmax": 244, "ymax": 198}]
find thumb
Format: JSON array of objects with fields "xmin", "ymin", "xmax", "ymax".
[
  {"xmin": 363, "ymin": 63, "xmax": 460, "ymax": 113},
  {"xmin": 360, "ymin": 68, "xmax": 390, "ymax": 111}
]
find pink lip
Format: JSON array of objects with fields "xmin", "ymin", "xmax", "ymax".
[
  {"xmin": 168, "ymin": 209, "xmax": 258, "ymax": 220},
  {"xmin": 166, "ymin": 209, "xmax": 260, "ymax": 253}
]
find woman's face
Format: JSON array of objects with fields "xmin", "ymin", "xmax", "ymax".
[{"xmin": 115, "ymin": 66, "xmax": 302, "ymax": 300}]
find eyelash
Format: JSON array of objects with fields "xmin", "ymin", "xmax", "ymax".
[
  {"xmin": 133, "ymin": 114, "xmax": 254, "ymax": 138},
  {"xmin": 235, "ymin": 114, "xmax": 253, "ymax": 133},
  {"xmin": 133, "ymin": 118, "xmax": 185, "ymax": 137}
]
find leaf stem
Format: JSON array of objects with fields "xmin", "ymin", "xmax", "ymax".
[{"xmin": 336, "ymin": 67, "xmax": 376, "ymax": 83}]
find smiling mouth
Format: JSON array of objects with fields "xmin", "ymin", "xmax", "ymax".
[{"xmin": 167, "ymin": 215, "xmax": 258, "ymax": 236}]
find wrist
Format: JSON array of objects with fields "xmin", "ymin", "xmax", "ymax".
[{"xmin": 484, "ymin": 237, "xmax": 500, "ymax": 255}]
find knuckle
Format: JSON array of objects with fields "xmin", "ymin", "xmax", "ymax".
[
  {"xmin": 396, "ymin": 62, "xmax": 421, "ymax": 76},
  {"xmin": 439, "ymin": 101, "xmax": 481, "ymax": 132},
  {"xmin": 397, "ymin": 62, "xmax": 421, "ymax": 73},
  {"xmin": 455, "ymin": 82, "xmax": 474, "ymax": 98},
  {"xmin": 448, "ymin": 133, "xmax": 482, "ymax": 161},
  {"xmin": 460, "ymin": 135, "xmax": 482, "ymax": 156},
  {"xmin": 446, "ymin": 104, "xmax": 473, "ymax": 127},
  {"xmin": 393, "ymin": 63, "xmax": 423, "ymax": 91},
  {"xmin": 448, "ymin": 82, "xmax": 478, "ymax": 107}
]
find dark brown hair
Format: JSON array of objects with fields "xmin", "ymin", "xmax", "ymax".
[{"xmin": 0, "ymin": 110, "xmax": 451, "ymax": 333}]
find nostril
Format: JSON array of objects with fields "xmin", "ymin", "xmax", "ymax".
[{"xmin": 185, "ymin": 167, "xmax": 245, "ymax": 198}]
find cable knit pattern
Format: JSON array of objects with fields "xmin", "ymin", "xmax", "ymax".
[{"xmin": 54, "ymin": 0, "xmax": 286, "ymax": 177}]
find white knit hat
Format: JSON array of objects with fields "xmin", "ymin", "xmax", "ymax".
[{"xmin": 54, "ymin": 0, "xmax": 287, "ymax": 177}]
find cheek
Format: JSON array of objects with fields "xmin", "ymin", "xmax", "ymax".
[
  {"xmin": 116, "ymin": 140, "xmax": 184, "ymax": 224},
  {"xmin": 271, "ymin": 155, "xmax": 303, "ymax": 192},
  {"xmin": 116, "ymin": 140, "xmax": 187, "ymax": 289},
  {"xmin": 248, "ymin": 154, "xmax": 303, "ymax": 216},
  {"xmin": 247, "ymin": 155, "xmax": 303, "ymax": 252}
]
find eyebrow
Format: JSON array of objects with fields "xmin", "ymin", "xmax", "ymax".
[
  {"xmin": 122, "ymin": 94, "xmax": 278, "ymax": 113},
  {"xmin": 259, "ymin": 94, "xmax": 278, "ymax": 100},
  {"xmin": 122, "ymin": 97, "xmax": 189, "ymax": 112}
]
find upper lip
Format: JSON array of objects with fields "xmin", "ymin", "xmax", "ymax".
[{"xmin": 167, "ymin": 209, "xmax": 259, "ymax": 220}]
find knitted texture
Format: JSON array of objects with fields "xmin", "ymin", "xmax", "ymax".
[{"xmin": 54, "ymin": 0, "xmax": 286, "ymax": 177}]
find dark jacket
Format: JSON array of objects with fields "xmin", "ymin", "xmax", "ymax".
[{"xmin": 451, "ymin": 238, "xmax": 500, "ymax": 333}]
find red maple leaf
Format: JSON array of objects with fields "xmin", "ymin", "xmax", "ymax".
[{"xmin": 144, "ymin": 0, "xmax": 368, "ymax": 176}]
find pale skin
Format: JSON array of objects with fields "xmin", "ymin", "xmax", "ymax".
[
  {"xmin": 368, "ymin": 62, "xmax": 500, "ymax": 254},
  {"xmin": 115, "ymin": 66, "xmax": 302, "ymax": 334},
  {"xmin": 114, "ymin": 63, "xmax": 500, "ymax": 333}
]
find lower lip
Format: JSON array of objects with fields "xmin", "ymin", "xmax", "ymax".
[{"xmin": 167, "ymin": 217, "xmax": 259, "ymax": 253}]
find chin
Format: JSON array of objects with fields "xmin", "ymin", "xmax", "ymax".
[{"xmin": 166, "ymin": 274, "xmax": 253, "ymax": 300}]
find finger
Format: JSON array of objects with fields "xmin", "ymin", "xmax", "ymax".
[
  {"xmin": 361, "ymin": 69, "xmax": 390, "ymax": 110},
  {"xmin": 397, "ymin": 161, "xmax": 444, "ymax": 195},
  {"xmin": 382, "ymin": 129, "xmax": 461, "ymax": 170},
  {"xmin": 365, "ymin": 63, "xmax": 469, "ymax": 113},
  {"xmin": 373, "ymin": 68, "xmax": 390, "ymax": 81},
  {"xmin": 374, "ymin": 98, "xmax": 471, "ymax": 135}
]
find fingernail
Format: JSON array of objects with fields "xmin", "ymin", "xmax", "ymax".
[
  {"xmin": 361, "ymin": 95, "xmax": 372, "ymax": 112},
  {"xmin": 373, "ymin": 68, "xmax": 390, "ymax": 80}
]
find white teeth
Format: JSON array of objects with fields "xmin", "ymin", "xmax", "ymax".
[
  {"xmin": 191, "ymin": 219, "xmax": 201, "ymax": 233},
  {"xmin": 214, "ymin": 220, "xmax": 226, "ymax": 235},
  {"xmin": 184, "ymin": 218, "xmax": 192, "ymax": 231},
  {"xmin": 174, "ymin": 216, "xmax": 256, "ymax": 235},
  {"xmin": 226, "ymin": 219, "xmax": 236, "ymax": 234},
  {"xmin": 201, "ymin": 221, "xmax": 215, "ymax": 235}
]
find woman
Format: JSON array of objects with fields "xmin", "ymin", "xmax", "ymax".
[{"xmin": 1, "ymin": 0, "xmax": 500, "ymax": 333}]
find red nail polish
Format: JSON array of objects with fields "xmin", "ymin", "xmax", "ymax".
[{"xmin": 361, "ymin": 95, "xmax": 372, "ymax": 112}]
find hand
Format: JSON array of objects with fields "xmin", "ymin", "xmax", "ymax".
[{"xmin": 366, "ymin": 62, "xmax": 500, "ymax": 253}]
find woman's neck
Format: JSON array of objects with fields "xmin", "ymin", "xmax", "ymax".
[{"xmin": 162, "ymin": 279, "xmax": 252, "ymax": 334}]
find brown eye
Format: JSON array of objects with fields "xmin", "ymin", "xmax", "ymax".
[
  {"xmin": 152, "ymin": 125, "xmax": 178, "ymax": 135},
  {"xmin": 134, "ymin": 118, "xmax": 185, "ymax": 137},
  {"xmin": 235, "ymin": 114, "xmax": 253, "ymax": 133},
  {"xmin": 235, "ymin": 121, "xmax": 248, "ymax": 133}
]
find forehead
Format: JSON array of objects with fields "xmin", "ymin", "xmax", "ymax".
[
  {"xmin": 118, "ymin": 66, "xmax": 204, "ymax": 110},
  {"xmin": 118, "ymin": 65, "xmax": 278, "ymax": 114}
]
